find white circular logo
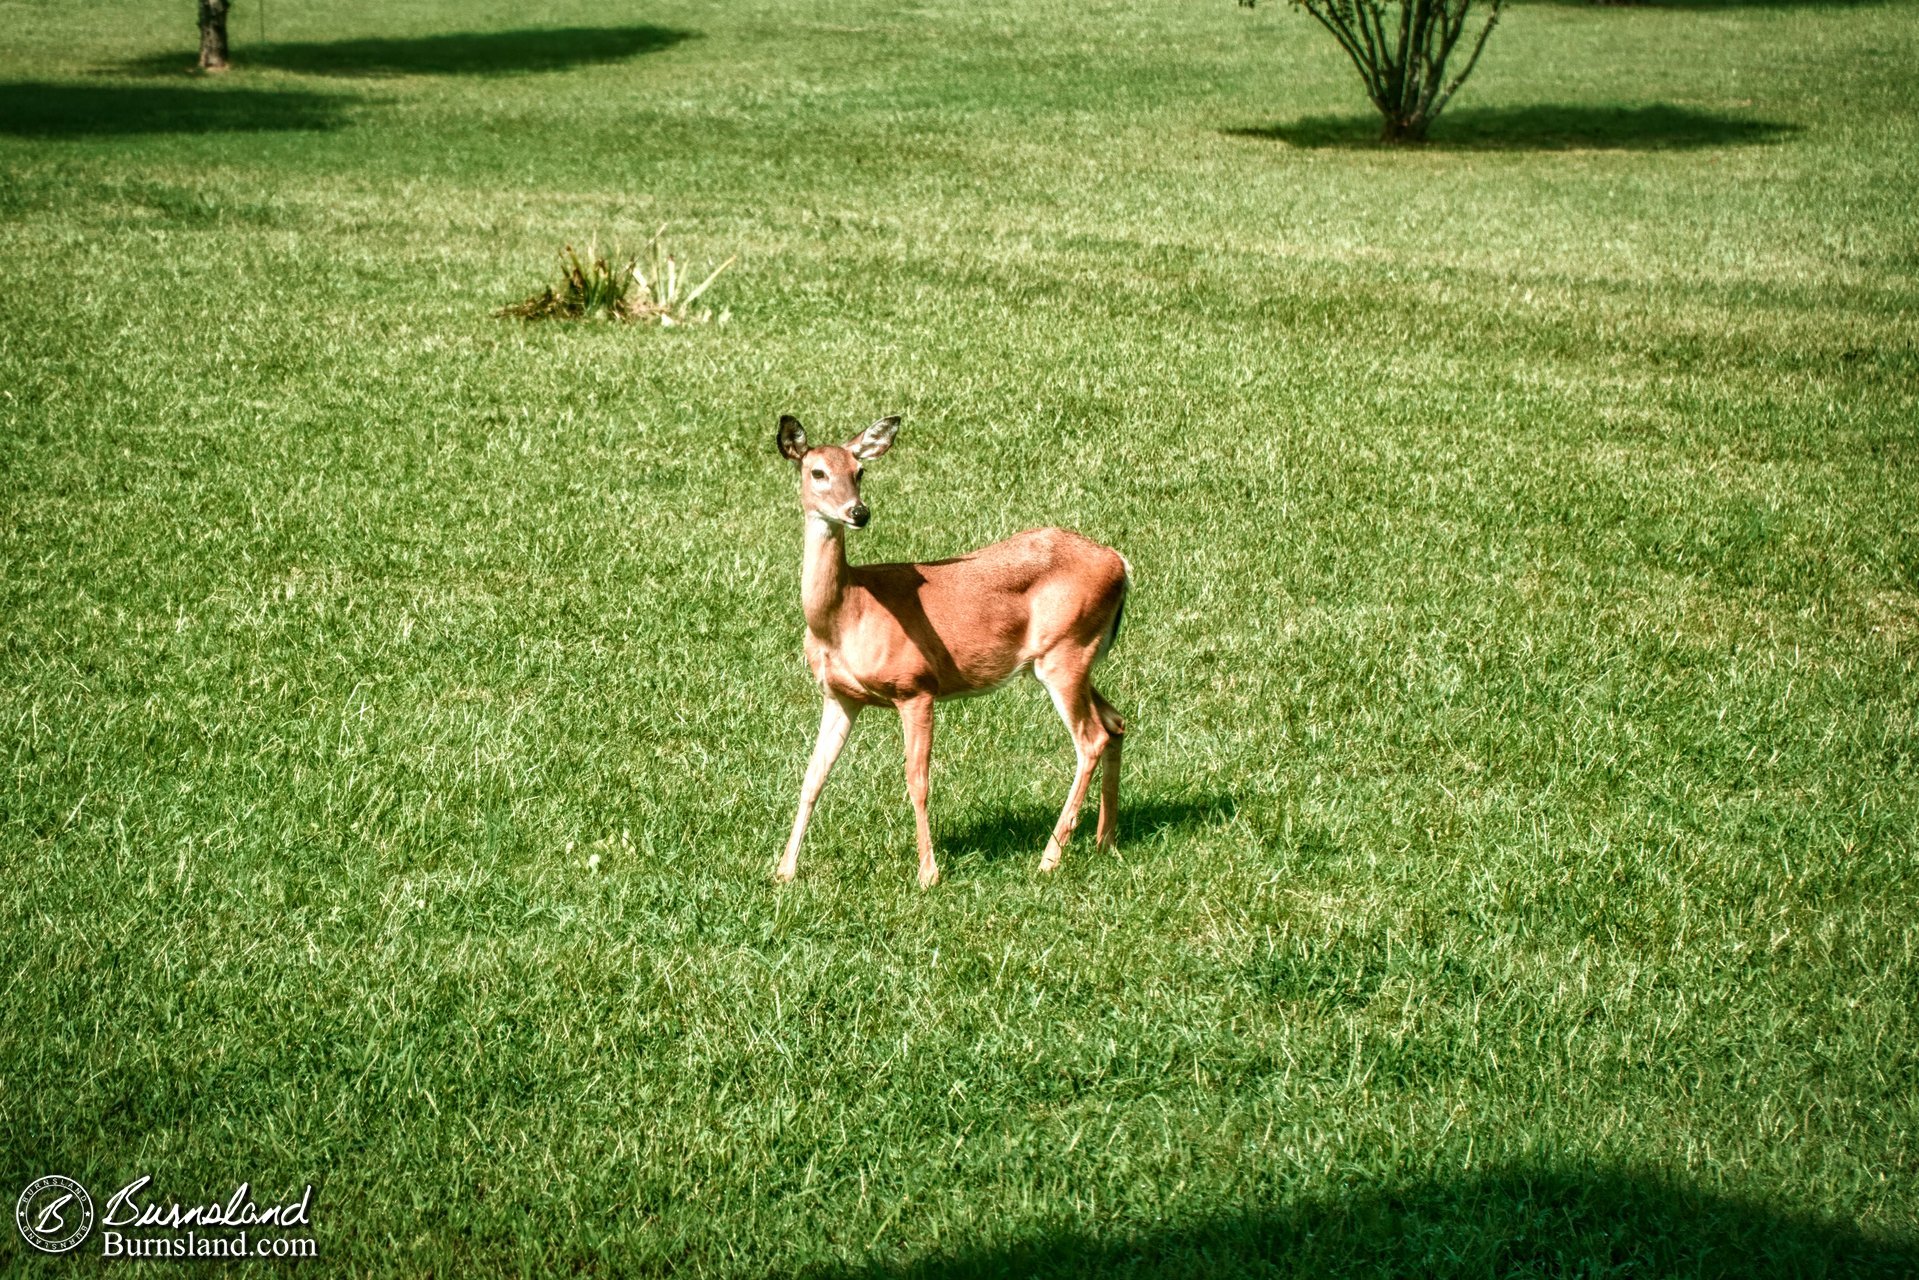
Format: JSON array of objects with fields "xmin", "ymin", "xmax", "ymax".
[{"xmin": 15, "ymin": 1176, "xmax": 94, "ymax": 1254}]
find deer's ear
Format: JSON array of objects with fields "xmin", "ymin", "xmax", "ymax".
[
  {"xmin": 777, "ymin": 415, "xmax": 809, "ymax": 462},
  {"xmin": 847, "ymin": 415, "xmax": 900, "ymax": 460}
]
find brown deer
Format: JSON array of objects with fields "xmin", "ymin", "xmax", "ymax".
[{"xmin": 774, "ymin": 413, "xmax": 1130, "ymax": 888}]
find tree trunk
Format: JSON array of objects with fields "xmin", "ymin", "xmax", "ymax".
[
  {"xmin": 198, "ymin": 0, "xmax": 231, "ymax": 72},
  {"xmin": 1379, "ymin": 114, "xmax": 1429, "ymax": 144}
]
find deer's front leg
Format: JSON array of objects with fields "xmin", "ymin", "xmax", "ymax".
[
  {"xmin": 899, "ymin": 695, "xmax": 939, "ymax": 889},
  {"xmin": 779, "ymin": 695, "xmax": 859, "ymax": 883}
]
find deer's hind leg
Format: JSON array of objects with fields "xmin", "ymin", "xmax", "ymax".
[
  {"xmin": 1035, "ymin": 647, "xmax": 1112, "ymax": 874},
  {"xmin": 1091, "ymin": 688, "xmax": 1125, "ymax": 851}
]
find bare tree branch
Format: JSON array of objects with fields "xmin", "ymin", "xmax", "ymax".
[
  {"xmin": 1424, "ymin": 0, "xmax": 1502, "ymax": 125},
  {"xmin": 1281, "ymin": 0, "xmax": 1503, "ymax": 141}
]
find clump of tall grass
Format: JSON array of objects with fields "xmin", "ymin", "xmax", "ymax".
[{"xmin": 500, "ymin": 229, "xmax": 734, "ymax": 325}]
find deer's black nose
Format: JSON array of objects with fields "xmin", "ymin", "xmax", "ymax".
[{"xmin": 847, "ymin": 504, "xmax": 870, "ymax": 528}]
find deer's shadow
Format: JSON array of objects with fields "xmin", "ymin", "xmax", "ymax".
[{"xmin": 943, "ymin": 792, "xmax": 1237, "ymax": 864}]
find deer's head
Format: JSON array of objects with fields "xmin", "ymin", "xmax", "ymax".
[{"xmin": 777, "ymin": 414, "xmax": 899, "ymax": 530}]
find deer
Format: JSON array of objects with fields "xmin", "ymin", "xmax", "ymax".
[{"xmin": 774, "ymin": 413, "xmax": 1131, "ymax": 889}]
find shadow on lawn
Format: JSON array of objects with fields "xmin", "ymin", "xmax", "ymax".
[
  {"xmin": 945, "ymin": 792, "xmax": 1236, "ymax": 863},
  {"xmin": 114, "ymin": 25, "xmax": 693, "ymax": 77},
  {"xmin": 826, "ymin": 1166, "xmax": 1918, "ymax": 1279},
  {"xmin": 1228, "ymin": 104, "xmax": 1800, "ymax": 150},
  {"xmin": 1541, "ymin": 0, "xmax": 1885, "ymax": 8},
  {"xmin": 0, "ymin": 82, "xmax": 353, "ymax": 137}
]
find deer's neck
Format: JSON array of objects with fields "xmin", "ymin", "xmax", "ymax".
[{"xmin": 801, "ymin": 515, "xmax": 851, "ymax": 638}]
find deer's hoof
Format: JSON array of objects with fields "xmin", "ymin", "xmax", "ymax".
[
  {"xmin": 775, "ymin": 862, "xmax": 797, "ymax": 884},
  {"xmin": 918, "ymin": 865, "xmax": 940, "ymax": 890},
  {"xmin": 1038, "ymin": 841, "xmax": 1063, "ymax": 873}
]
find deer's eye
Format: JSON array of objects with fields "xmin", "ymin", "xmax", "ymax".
[
  {"xmin": 855, "ymin": 468, "xmax": 865, "ymax": 481},
  {"xmin": 811, "ymin": 469, "xmax": 827, "ymax": 480}
]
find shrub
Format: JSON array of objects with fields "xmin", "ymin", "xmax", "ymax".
[
  {"xmin": 500, "ymin": 230, "xmax": 734, "ymax": 324},
  {"xmin": 1266, "ymin": 0, "xmax": 1505, "ymax": 143}
]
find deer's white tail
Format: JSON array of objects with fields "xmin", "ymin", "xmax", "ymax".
[{"xmin": 1095, "ymin": 555, "xmax": 1132, "ymax": 664}]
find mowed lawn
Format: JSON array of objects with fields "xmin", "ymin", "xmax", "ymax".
[{"xmin": 2, "ymin": 0, "xmax": 1916, "ymax": 1273}]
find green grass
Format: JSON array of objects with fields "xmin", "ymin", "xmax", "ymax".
[{"xmin": 2, "ymin": 0, "xmax": 1916, "ymax": 1273}]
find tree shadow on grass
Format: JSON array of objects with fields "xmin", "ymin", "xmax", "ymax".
[
  {"xmin": 822, "ymin": 1166, "xmax": 1918, "ymax": 1279},
  {"xmin": 944, "ymin": 792, "xmax": 1237, "ymax": 864},
  {"xmin": 0, "ymin": 82, "xmax": 354, "ymax": 138},
  {"xmin": 1539, "ymin": 0, "xmax": 1885, "ymax": 8},
  {"xmin": 114, "ymin": 25, "xmax": 693, "ymax": 78},
  {"xmin": 1227, "ymin": 104, "xmax": 1800, "ymax": 151}
]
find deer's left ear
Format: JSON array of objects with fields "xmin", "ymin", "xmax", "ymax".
[
  {"xmin": 777, "ymin": 415, "xmax": 809, "ymax": 462},
  {"xmin": 847, "ymin": 415, "xmax": 900, "ymax": 460}
]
